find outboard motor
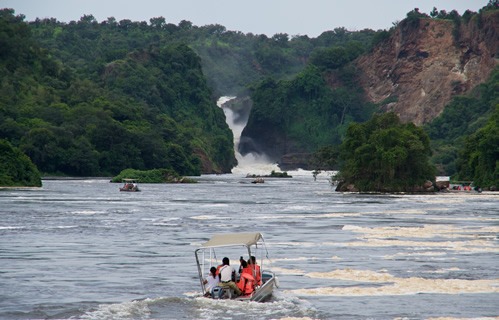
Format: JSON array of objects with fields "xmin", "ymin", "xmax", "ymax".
[{"xmin": 211, "ymin": 286, "xmax": 225, "ymax": 299}]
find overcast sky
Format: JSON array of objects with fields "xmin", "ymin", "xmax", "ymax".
[{"xmin": 1, "ymin": 0, "xmax": 490, "ymax": 37}]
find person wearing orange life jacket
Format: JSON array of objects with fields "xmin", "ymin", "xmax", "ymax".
[
  {"xmin": 238, "ymin": 256, "xmax": 244, "ymax": 273},
  {"xmin": 248, "ymin": 256, "xmax": 262, "ymax": 285},
  {"xmin": 215, "ymin": 263, "xmax": 223, "ymax": 276},
  {"xmin": 236, "ymin": 259, "xmax": 256, "ymax": 295}
]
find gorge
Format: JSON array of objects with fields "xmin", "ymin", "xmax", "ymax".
[{"xmin": 231, "ymin": 9, "xmax": 498, "ymax": 171}]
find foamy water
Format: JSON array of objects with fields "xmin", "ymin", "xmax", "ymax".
[{"xmin": 0, "ymin": 176, "xmax": 497, "ymax": 319}]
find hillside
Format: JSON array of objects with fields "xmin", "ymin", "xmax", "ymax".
[
  {"xmin": 1, "ymin": 5, "xmax": 497, "ymax": 181},
  {"xmin": 239, "ymin": 6, "xmax": 498, "ymax": 172},
  {"xmin": 1, "ymin": 8, "xmax": 381, "ymax": 177},
  {"xmin": 357, "ymin": 9, "xmax": 498, "ymax": 125},
  {"xmin": 0, "ymin": 9, "xmax": 235, "ymax": 176}
]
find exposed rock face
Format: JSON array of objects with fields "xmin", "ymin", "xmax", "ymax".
[
  {"xmin": 356, "ymin": 12, "xmax": 498, "ymax": 125},
  {"xmin": 238, "ymin": 11, "xmax": 498, "ymax": 171}
]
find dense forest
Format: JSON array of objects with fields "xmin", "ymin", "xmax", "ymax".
[
  {"xmin": 0, "ymin": 2, "xmax": 497, "ymax": 189},
  {"xmin": 425, "ymin": 68, "xmax": 499, "ymax": 181},
  {"xmin": 239, "ymin": 4, "xmax": 498, "ymax": 189},
  {"xmin": 337, "ymin": 112, "xmax": 435, "ymax": 192},
  {"xmin": 0, "ymin": 7, "xmax": 380, "ymax": 180},
  {"xmin": 0, "ymin": 9, "xmax": 235, "ymax": 178},
  {"xmin": 0, "ymin": 139, "xmax": 41, "ymax": 186}
]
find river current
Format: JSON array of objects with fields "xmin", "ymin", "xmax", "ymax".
[{"xmin": 0, "ymin": 172, "xmax": 498, "ymax": 320}]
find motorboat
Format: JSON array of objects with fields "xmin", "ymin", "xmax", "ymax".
[
  {"xmin": 119, "ymin": 179, "xmax": 140, "ymax": 192},
  {"xmin": 194, "ymin": 232, "xmax": 277, "ymax": 302}
]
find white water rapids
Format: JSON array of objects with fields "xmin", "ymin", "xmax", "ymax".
[
  {"xmin": 217, "ymin": 96, "xmax": 281, "ymax": 175},
  {"xmin": 1, "ymin": 97, "xmax": 496, "ymax": 320}
]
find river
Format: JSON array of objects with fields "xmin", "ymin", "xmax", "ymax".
[{"xmin": 0, "ymin": 172, "xmax": 498, "ymax": 320}]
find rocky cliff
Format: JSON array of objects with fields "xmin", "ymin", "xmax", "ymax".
[
  {"xmin": 356, "ymin": 11, "xmax": 498, "ymax": 125},
  {"xmin": 237, "ymin": 9, "xmax": 498, "ymax": 171}
]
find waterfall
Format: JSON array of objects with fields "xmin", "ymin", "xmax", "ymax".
[{"xmin": 217, "ymin": 96, "xmax": 280, "ymax": 175}]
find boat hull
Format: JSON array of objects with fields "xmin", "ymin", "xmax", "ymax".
[
  {"xmin": 119, "ymin": 188, "xmax": 140, "ymax": 192},
  {"xmin": 194, "ymin": 232, "xmax": 276, "ymax": 303},
  {"xmin": 208, "ymin": 272, "xmax": 275, "ymax": 302},
  {"xmin": 249, "ymin": 275, "xmax": 275, "ymax": 302}
]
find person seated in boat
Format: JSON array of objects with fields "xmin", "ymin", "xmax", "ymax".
[
  {"xmin": 215, "ymin": 261, "xmax": 224, "ymax": 276},
  {"xmin": 248, "ymin": 256, "xmax": 262, "ymax": 285},
  {"xmin": 238, "ymin": 256, "xmax": 245, "ymax": 274},
  {"xmin": 237, "ymin": 259, "xmax": 251, "ymax": 279},
  {"xmin": 203, "ymin": 266, "xmax": 219, "ymax": 297},
  {"xmin": 236, "ymin": 259, "xmax": 256, "ymax": 295},
  {"xmin": 218, "ymin": 257, "xmax": 241, "ymax": 296}
]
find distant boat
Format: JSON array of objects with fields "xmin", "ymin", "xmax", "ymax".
[
  {"xmin": 119, "ymin": 179, "xmax": 140, "ymax": 192},
  {"xmin": 251, "ymin": 178, "xmax": 264, "ymax": 184},
  {"xmin": 194, "ymin": 232, "xmax": 277, "ymax": 302}
]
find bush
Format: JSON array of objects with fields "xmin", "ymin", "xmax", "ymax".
[
  {"xmin": 0, "ymin": 139, "xmax": 42, "ymax": 187},
  {"xmin": 338, "ymin": 113, "xmax": 435, "ymax": 192}
]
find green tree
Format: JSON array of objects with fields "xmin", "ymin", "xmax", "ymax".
[
  {"xmin": 425, "ymin": 68, "xmax": 498, "ymax": 175},
  {"xmin": 0, "ymin": 139, "xmax": 41, "ymax": 187},
  {"xmin": 310, "ymin": 46, "xmax": 349, "ymax": 70},
  {"xmin": 338, "ymin": 112, "xmax": 435, "ymax": 192},
  {"xmin": 455, "ymin": 106, "xmax": 499, "ymax": 188}
]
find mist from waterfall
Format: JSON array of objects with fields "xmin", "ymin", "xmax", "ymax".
[{"xmin": 217, "ymin": 96, "xmax": 280, "ymax": 175}]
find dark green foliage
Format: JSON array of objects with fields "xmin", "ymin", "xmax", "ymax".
[
  {"xmin": 244, "ymin": 65, "xmax": 375, "ymax": 158},
  {"xmin": 111, "ymin": 168, "xmax": 196, "ymax": 183},
  {"xmin": 484, "ymin": 0, "xmax": 499, "ymax": 11},
  {"xmin": 454, "ymin": 106, "xmax": 499, "ymax": 188},
  {"xmin": 269, "ymin": 170, "xmax": 291, "ymax": 178},
  {"xmin": 371, "ymin": 30, "xmax": 391, "ymax": 47},
  {"xmin": 0, "ymin": 8, "xmax": 386, "ymax": 177},
  {"xmin": 0, "ymin": 10, "xmax": 235, "ymax": 177},
  {"xmin": 191, "ymin": 26, "xmax": 379, "ymax": 95},
  {"xmin": 310, "ymin": 145, "xmax": 340, "ymax": 170},
  {"xmin": 338, "ymin": 113, "xmax": 436, "ymax": 192},
  {"xmin": 403, "ymin": 8, "xmax": 429, "ymax": 30},
  {"xmin": 425, "ymin": 68, "xmax": 498, "ymax": 175},
  {"xmin": 246, "ymin": 171, "xmax": 292, "ymax": 178},
  {"xmin": 310, "ymin": 46, "xmax": 350, "ymax": 70},
  {"xmin": 0, "ymin": 139, "xmax": 41, "ymax": 187},
  {"xmin": 3, "ymin": 5, "xmax": 495, "ymax": 182}
]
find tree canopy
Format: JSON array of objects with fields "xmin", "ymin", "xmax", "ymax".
[
  {"xmin": 0, "ymin": 9, "xmax": 235, "ymax": 177},
  {"xmin": 338, "ymin": 113, "xmax": 436, "ymax": 192},
  {"xmin": 241, "ymin": 65, "xmax": 375, "ymax": 160},
  {"xmin": 454, "ymin": 105, "xmax": 499, "ymax": 188},
  {"xmin": 1, "ymin": 6, "xmax": 497, "ymax": 186},
  {"xmin": 425, "ymin": 68, "xmax": 499, "ymax": 177},
  {"xmin": 0, "ymin": 139, "xmax": 41, "ymax": 187}
]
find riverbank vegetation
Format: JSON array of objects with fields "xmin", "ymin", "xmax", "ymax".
[
  {"xmin": 0, "ymin": 9, "xmax": 234, "ymax": 179},
  {"xmin": 336, "ymin": 113, "xmax": 435, "ymax": 192},
  {"xmin": 1, "ymin": 6, "xmax": 497, "ymax": 189},
  {"xmin": 111, "ymin": 168, "xmax": 197, "ymax": 183},
  {"xmin": 425, "ymin": 67, "xmax": 498, "ymax": 189},
  {"xmin": 0, "ymin": 139, "xmax": 41, "ymax": 187},
  {"xmin": 454, "ymin": 105, "xmax": 498, "ymax": 189}
]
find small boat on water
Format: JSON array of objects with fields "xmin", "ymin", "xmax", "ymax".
[
  {"xmin": 119, "ymin": 179, "xmax": 140, "ymax": 192},
  {"xmin": 251, "ymin": 178, "xmax": 264, "ymax": 184},
  {"xmin": 194, "ymin": 232, "xmax": 277, "ymax": 302}
]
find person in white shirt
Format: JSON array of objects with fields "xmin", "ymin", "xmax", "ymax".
[
  {"xmin": 203, "ymin": 266, "xmax": 219, "ymax": 296},
  {"xmin": 218, "ymin": 257, "xmax": 241, "ymax": 296}
]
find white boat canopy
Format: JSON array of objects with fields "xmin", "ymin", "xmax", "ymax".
[{"xmin": 200, "ymin": 232, "xmax": 263, "ymax": 248}]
